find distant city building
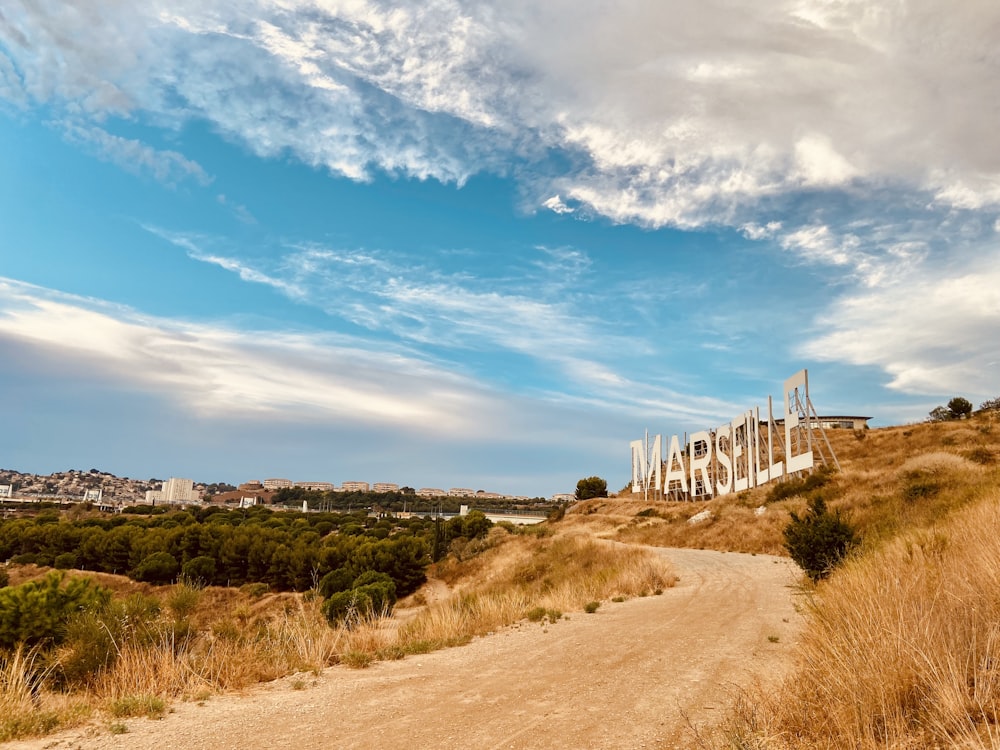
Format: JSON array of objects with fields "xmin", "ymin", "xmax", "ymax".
[
  {"xmin": 372, "ymin": 482, "xmax": 399, "ymax": 493},
  {"xmin": 341, "ymin": 481, "xmax": 370, "ymax": 492},
  {"xmin": 475, "ymin": 490, "xmax": 501, "ymax": 499},
  {"xmin": 551, "ymin": 493, "xmax": 575, "ymax": 503},
  {"xmin": 296, "ymin": 482, "xmax": 334, "ymax": 491},
  {"xmin": 238, "ymin": 480, "xmax": 263, "ymax": 491},
  {"xmin": 449, "ymin": 488, "xmax": 476, "ymax": 497},
  {"xmin": 83, "ymin": 488, "xmax": 103, "ymax": 502},
  {"xmin": 0, "ymin": 484, "xmax": 11, "ymax": 498},
  {"xmin": 262, "ymin": 478, "xmax": 293, "ymax": 490},
  {"xmin": 145, "ymin": 477, "xmax": 200, "ymax": 505},
  {"xmin": 416, "ymin": 488, "xmax": 446, "ymax": 497}
]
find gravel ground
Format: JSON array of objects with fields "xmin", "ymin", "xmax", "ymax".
[{"xmin": 5, "ymin": 548, "xmax": 802, "ymax": 750}]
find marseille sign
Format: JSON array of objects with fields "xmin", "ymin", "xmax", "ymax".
[{"xmin": 631, "ymin": 369, "xmax": 817, "ymax": 500}]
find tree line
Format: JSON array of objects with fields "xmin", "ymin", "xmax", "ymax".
[{"xmin": 0, "ymin": 505, "xmax": 495, "ymax": 608}]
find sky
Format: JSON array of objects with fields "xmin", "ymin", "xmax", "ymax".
[{"xmin": 1, "ymin": 1, "xmax": 999, "ymax": 497}]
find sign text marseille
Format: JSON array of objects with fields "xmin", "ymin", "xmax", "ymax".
[{"xmin": 631, "ymin": 370, "xmax": 814, "ymax": 498}]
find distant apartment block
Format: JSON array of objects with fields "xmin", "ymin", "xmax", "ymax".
[
  {"xmin": 449, "ymin": 488, "xmax": 476, "ymax": 497},
  {"xmin": 238, "ymin": 480, "xmax": 264, "ymax": 492},
  {"xmin": 83, "ymin": 489, "xmax": 103, "ymax": 502},
  {"xmin": 341, "ymin": 481, "xmax": 370, "ymax": 492},
  {"xmin": 372, "ymin": 482, "xmax": 399, "ymax": 493},
  {"xmin": 417, "ymin": 488, "xmax": 446, "ymax": 497},
  {"xmin": 262, "ymin": 478, "xmax": 293, "ymax": 490},
  {"xmin": 145, "ymin": 477, "xmax": 200, "ymax": 505},
  {"xmin": 0, "ymin": 484, "xmax": 12, "ymax": 498},
  {"xmin": 296, "ymin": 482, "xmax": 334, "ymax": 491}
]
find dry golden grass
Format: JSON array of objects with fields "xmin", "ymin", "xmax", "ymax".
[
  {"xmin": 0, "ymin": 526, "xmax": 675, "ymax": 741},
  {"xmin": 0, "ymin": 645, "xmax": 91, "ymax": 740},
  {"xmin": 573, "ymin": 412, "xmax": 1000, "ymax": 560},
  {"xmin": 712, "ymin": 413, "xmax": 1000, "ymax": 749},
  {"xmin": 398, "ymin": 530, "xmax": 676, "ymax": 652}
]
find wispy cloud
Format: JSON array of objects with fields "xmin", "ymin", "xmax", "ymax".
[
  {"xmin": 4, "ymin": 0, "xmax": 998, "ymax": 224},
  {"xmin": 171, "ymin": 238, "xmax": 647, "ymax": 393},
  {"xmin": 800, "ymin": 247, "xmax": 1000, "ymax": 398},
  {"xmin": 59, "ymin": 121, "xmax": 212, "ymax": 187},
  {"xmin": 0, "ymin": 277, "xmax": 490, "ymax": 431}
]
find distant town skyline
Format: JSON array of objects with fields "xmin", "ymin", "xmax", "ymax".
[{"xmin": 2, "ymin": 2, "xmax": 999, "ymax": 497}]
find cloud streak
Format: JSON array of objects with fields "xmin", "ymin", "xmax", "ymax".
[{"xmin": 0, "ymin": 277, "xmax": 493, "ymax": 431}]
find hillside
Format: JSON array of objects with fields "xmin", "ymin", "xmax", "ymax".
[
  {"xmin": 2, "ymin": 412, "xmax": 999, "ymax": 748},
  {"xmin": 567, "ymin": 412, "xmax": 1000, "ymax": 558}
]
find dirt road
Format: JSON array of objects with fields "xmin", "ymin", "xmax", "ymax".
[{"xmin": 8, "ymin": 549, "xmax": 802, "ymax": 750}]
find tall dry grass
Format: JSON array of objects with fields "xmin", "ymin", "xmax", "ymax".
[
  {"xmin": 0, "ymin": 645, "xmax": 90, "ymax": 741},
  {"xmin": 721, "ymin": 491, "xmax": 1000, "ymax": 749},
  {"xmin": 0, "ymin": 527, "xmax": 675, "ymax": 740},
  {"xmin": 400, "ymin": 532, "xmax": 677, "ymax": 647}
]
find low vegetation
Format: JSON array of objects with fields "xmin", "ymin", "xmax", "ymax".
[{"xmin": 0, "ymin": 513, "xmax": 674, "ymax": 741}]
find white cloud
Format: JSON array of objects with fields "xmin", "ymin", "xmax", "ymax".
[
  {"xmin": 3, "ymin": 0, "xmax": 999, "ymax": 224},
  {"xmin": 740, "ymin": 221, "xmax": 782, "ymax": 240},
  {"xmin": 800, "ymin": 248, "xmax": 1000, "ymax": 397},
  {"xmin": 0, "ymin": 277, "xmax": 497, "ymax": 431},
  {"xmin": 542, "ymin": 195, "xmax": 574, "ymax": 215},
  {"xmin": 59, "ymin": 121, "xmax": 212, "ymax": 186}
]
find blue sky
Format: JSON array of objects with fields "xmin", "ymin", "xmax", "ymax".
[{"xmin": 1, "ymin": 1, "xmax": 999, "ymax": 497}]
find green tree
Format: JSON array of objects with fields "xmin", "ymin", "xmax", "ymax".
[
  {"xmin": 575, "ymin": 476, "xmax": 608, "ymax": 500},
  {"xmin": 131, "ymin": 551, "xmax": 180, "ymax": 584},
  {"xmin": 948, "ymin": 397, "xmax": 973, "ymax": 419},
  {"xmin": 783, "ymin": 497, "xmax": 858, "ymax": 582},
  {"xmin": 181, "ymin": 555, "xmax": 217, "ymax": 584},
  {"xmin": 0, "ymin": 572, "xmax": 111, "ymax": 649}
]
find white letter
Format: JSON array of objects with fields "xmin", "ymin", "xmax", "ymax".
[
  {"xmin": 664, "ymin": 434, "xmax": 689, "ymax": 494},
  {"xmin": 784, "ymin": 370, "xmax": 814, "ymax": 473},
  {"xmin": 715, "ymin": 424, "xmax": 733, "ymax": 496},
  {"xmin": 630, "ymin": 435, "xmax": 662, "ymax": 494},
  {"xmin": 732, "ymin": 415, "xmax": 748, "ymax": 492},
  {"xmin": 766, "ymin": 396, "xmax": 784, "ymax": 481},
  {"xmin": 689, "ymin": 430, "xmax": 713, "ymax": 498}
]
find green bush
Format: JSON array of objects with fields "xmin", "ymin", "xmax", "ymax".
[
  {"xmin": 131, "ymin": 552, "xmax": 179, "ymax": 584},
  {"xmin": 767, "ymin": 469, "xmax": 832, "ymax": 504},
  {"xmin": 58, "ymin": 593, "xmax": 162, "ymax": 688},
  {"xmin": 322, "ymin": 572, "xmax": 397, "ymax": 624},
  {"xmin": 180, "ymin": 555, "xmax": 216, "ymax": 584},
  {"xmin": 0, "ymin": 568, "xmax": 8, "ymax": 588},
  {"xmin": 783, "ymin": 497, "xmax": 858, "ymax": 582},
  {"xmin": 575, "ymin": 476, "xmax": 608, "ymax": 500},
  {"xmin": 0, "ymin": 572, "xmax": 111, "ymax": 649},
  {"xmin": 584, "ymin": 601, "xmax": 600, "ymax": 613}
]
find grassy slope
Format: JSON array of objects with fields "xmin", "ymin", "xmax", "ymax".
[
  {"xmin": 568, "ymin": 412, "xmax": 1000, "ymax": 559},
  {"xmin": 565, "ymin": 412, "xmax": 1000, "ymax": 748}
]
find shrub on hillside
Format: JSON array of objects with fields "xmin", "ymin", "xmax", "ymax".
[
  {"xmin": 0, "ymin": 572, "xmax": 110, "ymax": 649},
  {"xmin": 321, "ymin": 571, "xmax": 397, "ymax": 625},
  {"xmin": 575, "ymin": 476, "xmax": 608, "ymax": 500},
  {"xmin": 783, "ymin": 497, "xmax": 858, "ymax": 582},
  {"xmin": 131, "ymin": 552, "xmax": 180, "ymax": 584},
  {"xmin": 181, "ymin": 555, "xmax": 217, "ymax": 584},
  {"xmin": 766, "ymin": 468, "xmax": 832, "ymax": 504}
]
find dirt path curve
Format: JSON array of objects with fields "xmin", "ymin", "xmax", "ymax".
[{"xmin": 8, "ymin": 549, "xmax": 802, "ymax": 750}]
